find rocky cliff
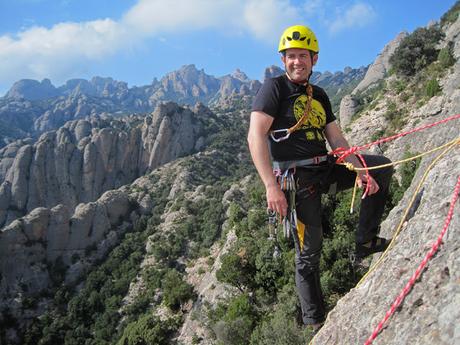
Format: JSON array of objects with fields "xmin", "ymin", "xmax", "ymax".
[
  {"xmin": 0, "ymin": 101, "xmax": 208, "ymax": 228},
  {"xmin": 339, "ymin": 32, "xmax": 408, "ymax": 127}
]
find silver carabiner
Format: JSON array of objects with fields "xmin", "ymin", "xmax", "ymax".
[{"xmin": 270, "ymin": 129, "xmax": 291, "ymax": 142}]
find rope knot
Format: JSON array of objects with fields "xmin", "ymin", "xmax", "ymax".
[{"xmin": 343, "ymin": 162, "xmax": 355, "ymax": 171}]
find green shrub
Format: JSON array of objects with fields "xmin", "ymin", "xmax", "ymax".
[
  {"xmin": 383, "ymin": 101, "xmax": 406, "ymax": 131},
  {"xmin": 162, "ymin": 269, "xmax": 195, "ymax": 311},
  {"xmin": 441, "ymin": 1, "xmax": 460, "ymax": 26},
  {"xmin": 211, "ymin": 294, "xmax": 257, "ymax": 345},
  {"xmin": 390, "ymin": 26, "xmax": 444, "ymax": 76},
  {"xmin": 249, "ymin": 309, "xmax": 307, "ymax": 345},
  {"xmin": 438, "ymin": 46, "xmax": 456, "ymax": 68},
  {"xmin": 425, "ymin": 79, "xmax": 441, "ymax": 98},
  {"xmin": 390, "ymin": 79, "xmax": 408, "ymax": 93},
  {"xmin": 117, "ymin": 314, "xmax": 179, "ymax": 345}
]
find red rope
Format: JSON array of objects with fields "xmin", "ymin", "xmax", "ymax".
[
  {"xmin": 364, "ymin": 175, "xmax": 460, "ymax": 345},
  {"xmin": 330, "ymin": 113, "xmax": 460, "ymax": 198},
  {"xmin": 330, "ymin": 113, "xmax": 460, "ymax": 162}
]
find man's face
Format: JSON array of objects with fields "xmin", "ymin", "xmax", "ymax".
[{"xmin": 281, "ymin": 48, "xmax": 318, "ymax": 83}]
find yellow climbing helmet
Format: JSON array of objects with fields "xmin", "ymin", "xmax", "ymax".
[{"xmin": 278, "ymin": 25, "xmax": 319, "ymax": 53}]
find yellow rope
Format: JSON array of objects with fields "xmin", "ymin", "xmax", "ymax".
[
  {"xmin": 350, "ymin": 175, "xmax": 359, "ymax": 213},
  {"xmin": 356, "ymin": 138, "xmax": 458, "ymax": 288},
  {"xmin": 341, "ymin": 137, "xmax": 460, "ymax": 172},
  {"xmin": 346, "ymin": 137, "xmax": 460, "ymax": 212}
]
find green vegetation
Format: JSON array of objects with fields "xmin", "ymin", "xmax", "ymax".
[
  {"xmin": 350, "ymin": 80, "xmax": 386, "ymax": 122},
  {"xmin": 117, "ymin": 314, "xmax": 180, "ymax": 345},
  {"xmin": 389, "ymin": 151, "xmax": 422, "ymax": 207},
  {"xmin": 390, "ymin": 26, "xmax": 444, "ymax": 76},
  {"xmin": 425, "ymin": 79, "xmax": 441, "ymax": 98},
  {"xmin": 383, "ymin": 101, "xmax": 407, "ymax": 133},
  {"xmin": 438, "ymin": 45, "xmax": 456, "ymax": 69},
  {"xmin": 440, "ymin": 0, "xmax": 460, "ymax": 26}
]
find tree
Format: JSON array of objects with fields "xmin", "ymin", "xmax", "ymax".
[
  {"xmin": 162, "ymin": 269, "xmax": 195, "ymax": 311},
  {"xmin": 390, "ymin": 26, "xmax": 444, "ymax": 76},
  {"xmin": 116, "ymin": 314, "xmax": 178, "ymax": 345}
]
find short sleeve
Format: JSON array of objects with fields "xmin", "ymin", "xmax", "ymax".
[
  {"xmin": 315, "ymin": 86, "xmax": 336, "ymax": 124},
  {"xmin": 251, "ymin": 78, "xmax": 280, "ymax": 118}
]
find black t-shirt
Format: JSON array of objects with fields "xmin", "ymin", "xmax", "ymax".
[{"xmin": 252, "ymin": 74, "xmax": 336, "ymax": 161}]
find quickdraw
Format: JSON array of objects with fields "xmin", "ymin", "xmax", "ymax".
[
  {"xmin": 276, "ymin": 168, "xmax": 297, "ymax": 240},
  {"xmin": 267, "ymin": 209, "xmax": 281, "ymax": 259}
]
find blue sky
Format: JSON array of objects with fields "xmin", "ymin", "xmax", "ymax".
[{"xmin": 0, "ymin": 0, "xmax": 457, "ymax": 96}]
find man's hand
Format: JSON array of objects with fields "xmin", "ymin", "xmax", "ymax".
[
  {"xmin": 357, "ymin": 173, "xmax": 379, "ymax": 196},
  {"xmin": 266, "ymin": 184, "xmax": 288, "ymax": 216}
]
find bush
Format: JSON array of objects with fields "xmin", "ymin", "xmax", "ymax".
[
  {"xmin": 162, "ymin": 269, "xmax": 195, "ymax": 311},
  {"xmin": 441, "ymin": 1, "xmax": 460, "ymax": 26},
  {"xmin": 390, "ymin": 26, "xmax": 444, "ymax": 76},
  {"xmin": 425, "ymin": 79, "xmax": 441, "ymax": 98},
  {"xmin": 249, "ymin": 309, "xmax": 306, "ymax": 345},
  {"xmin": 438, "ymin": 46, "xmax": 456, "ymax": 68},
  {"xmin": 116, "ymin": 314, "xmax": 178, "ymax": 345},
  {"xmin": 211, "ymin": 294, "xmax": 257, "ymax": 345}
]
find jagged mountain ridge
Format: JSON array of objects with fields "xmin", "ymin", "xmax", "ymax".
[{"xmin": 0, "ymin": 64, "xmax": 367, "ymax": 146}]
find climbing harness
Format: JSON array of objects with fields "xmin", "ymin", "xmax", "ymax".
[
  {"xmin": 272, "ymin": 155, "xmax": 328, "ymax": 172},
  {"xmin": 270, "ymin": 84, "xmax": 313, "ymax": 142},
  {"xmin": 267, "ymin": 154, "xmax": 332, "ymax": 259}
]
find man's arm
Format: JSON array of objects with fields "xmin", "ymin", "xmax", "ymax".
[
  {"xmin": 247, "ymin": 111, "xmax": 288, "ymax": 216},
  {"xmin": 325, "ymin": 121, "xmax": 379, "ymax": 195}
]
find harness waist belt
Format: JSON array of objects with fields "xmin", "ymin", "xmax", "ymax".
[{"xmin": 273, "ymin": 155, "xmax": 328, "ymax": 171}]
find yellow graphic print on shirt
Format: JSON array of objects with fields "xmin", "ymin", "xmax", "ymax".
[{"xmin": 293, "ymin": 95, "xmax": 326, "ymax": 141}]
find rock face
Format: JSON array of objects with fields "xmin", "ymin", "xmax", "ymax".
[
  {"xmin": 0, "ymin": 155, "xmax": 184, "ymax": 313},
  {"xmin": 353, "ymin": 32, "xmax": 408, "ymax": 95},
  {"xmin": 5, "ymin": 79, "xmax": 60, "ymax": 100},
  {"xmin": 339, "ymin": 94, "xmax": 358, "ymax": 126},
  {"xmin": 339, "ymin": 32, "xmax": 407, "ymax": 126},
  {"xmin": 0, "ymin": 186, "xmax": 134, "ymax": 308},
  {"xmin": 314, "ymin": 17, "xmax": 460, "ymax": 345},
  {"xmin": 0, "ymin": 102, "xmax": 208, "ymax": 227}
]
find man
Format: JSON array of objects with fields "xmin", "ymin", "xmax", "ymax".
[{"xmin": 247, "ymin": 25, "xmax": 393, "ymax": 329}]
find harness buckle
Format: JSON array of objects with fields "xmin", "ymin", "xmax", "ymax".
[{"xmin": 270, "ymin": 129, "xmax": 291, "ymax": 142}]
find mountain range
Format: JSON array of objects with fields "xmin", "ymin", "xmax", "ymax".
[{"xmin": 0, "ymin": 64, "xmax": 367, "ymax": 147}]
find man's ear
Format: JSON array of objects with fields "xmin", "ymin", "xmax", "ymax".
[
  {"xmin": 312, "ymin": 53, "xmax": 319, "ymax": 66},
  {"xmin": 281, "ymin": 54, "xmax": 286, "ymax": 65}
]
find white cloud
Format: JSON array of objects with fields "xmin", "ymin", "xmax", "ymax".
[
  {"xmin": 0, "ymin": 0, "xmax": 306, "ymax": 88},
  {"xmin": 0, "ymin": 18, "xmax": 130, "ymax": 85},
  {"xmin": 243, "ymin": 0, "xmax": 300, "ymax": 42},
  {"xmin": 328, "ymin": 2, "xmax": 376, "ymax": 34}
]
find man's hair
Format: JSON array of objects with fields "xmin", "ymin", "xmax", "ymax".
[{"xmin": 280, "ymin": 50, "xmax": 317, "ymax": 59}]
